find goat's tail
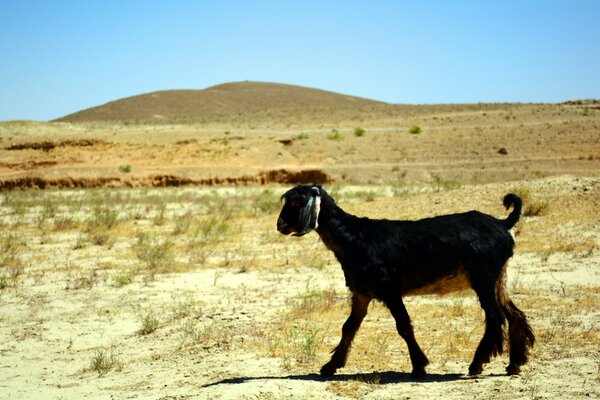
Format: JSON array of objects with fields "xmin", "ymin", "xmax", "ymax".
[{"xmin": 502, "ymin": 193, "xmax": 522, "ymax": 229}]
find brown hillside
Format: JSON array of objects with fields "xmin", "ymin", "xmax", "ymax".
[{"xmin": 55, "ymin": 81, "xmax": 387, "ymax": 123}]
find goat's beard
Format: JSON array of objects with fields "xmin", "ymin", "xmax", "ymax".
[{"xmin": 293, "ymin": 195, "xmax": 320, "ymax": 237}]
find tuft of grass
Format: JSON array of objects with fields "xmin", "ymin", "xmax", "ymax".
[
  {"xmin": 0, "ymin": 234, "xmax": 26, "ymax": 287},
  {"xmin": 89, "ymin": 346, "xmax": 121, "ymax": 377},
  {"xmin": 73, "ymin": 234, "xmax": 88, "ymax": 250},
  {"xmin": 138, "ymin": 310, "xmax": 160, "ymax": 335},
  {"xmin": 392, "ymin": 181, "xmax": 417, "ymax": 197},
  {"xmin": 53, "ymin": 216, "xmax": 78, "ymax": 231},
  {"xmin": 178, "ymin": 320, "xmax": 235, "ymax": 351},
  {"xmin": 171, "ymin": 211, "xmax": 193, "ymax": 235},
  {"xmin": 409, "ymin": 125, "xmax": 422, "ymax": 134},
  {"xmin": 86, "ymin": 206, "xmax": 119, "ymax": 231},
  {"xmin": 87, "ymin": 231, "xmax": 113, "ymax": 247},
  {"xmin": 524, "ymin": 200, "xmax": 549, "ymax": 217},
  {"xmin": 432, "ymin": 175, "xmax": 461, "ymax": 191},
  {"xmin": 118, "ymin": 164, "xmax": 132, "ymax": 173},
  {"xmin": 349, "ymin": 189, "xmax": 378, "ymax": 202},
  {"xmin": 133, "ymin": 233, "xmax": 175, "ymax": 277},
  {"xmin": 65, "ymin": 270, "xmax": 101, "ymax": 290},
  {"xmin": 252, "ymin": 189, "xmax": 280, "ymax": 214},
  {"xmin": 110, "ymin": 271, "xmax": 133, "ymax": 287},
  {"xmin": 289, "ymin": 288, "xmax": 341, "ymax": 318},
  {"xmin": 354, "ymin": 127, "xmax": 366, "ymax": 137},
  {"xmin": 152, "ymin": 201, "xmax": 167, "ymax": 226},
  {"xmin": 297, "ymin": 132, "xmax": 310, "ymax": 140},
  {"xmin": 327, "ymin": 129, "xmax": 344, "ymax": 141},
  {"xmin": 190, "ymin": 215, "xmax": 230, "ymax": 245},
  {"xmin": 266, "ymin": 323, "xmax": 324, "ymax": 370}
]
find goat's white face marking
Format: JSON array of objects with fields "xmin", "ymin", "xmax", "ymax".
[{"xmin": 313, "ymin": 194, "xmax": 321, "ymax": 230}]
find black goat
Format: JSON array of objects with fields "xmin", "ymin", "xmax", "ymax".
[{"xmin": 277, "ymin": 185, "xmax": 534, "ymax": 378}]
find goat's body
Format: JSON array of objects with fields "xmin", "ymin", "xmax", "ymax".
[
  {"xmin": 319, "ymin": 210, "xmax": 514, "ymax": 300},
  {"xmin": 277, "ymin": 186, "xmax": 534, "ymax": 378}
]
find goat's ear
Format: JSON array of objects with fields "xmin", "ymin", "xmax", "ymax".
[{"xmin": 310, "ymin": 186, "xmax": 320, "ymax": 196}]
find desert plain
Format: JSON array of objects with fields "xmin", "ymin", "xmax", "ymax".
[{"xmin": 0, "ymin": 83, "xmax": 599, "ymax": 399}]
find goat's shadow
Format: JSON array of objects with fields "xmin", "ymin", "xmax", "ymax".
[{"xmin": 201, "ymin": 370, "xmax": 489, "ymax": 388}]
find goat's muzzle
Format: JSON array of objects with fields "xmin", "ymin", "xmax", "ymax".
[{"xmin": 277, "ymin": 218, "xmax": 292, "ymax": 235}]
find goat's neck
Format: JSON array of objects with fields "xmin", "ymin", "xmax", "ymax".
[{"xmin": 315, "ymin": 196, "xmax": 354, "ymax": 252}]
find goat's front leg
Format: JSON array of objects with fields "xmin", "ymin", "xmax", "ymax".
[
  {"xmin": 320, "ymin": 291, "xmax": 371, "ymax": 377},
  {"xmin": 385, "ymin": 296, "xmax": 430, "ymax": 378}
]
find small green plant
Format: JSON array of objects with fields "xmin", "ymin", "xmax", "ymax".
[
  {"xmin": 252, "ymin": 189, "xmax": 280, "ymax": 214},
  {"xmin": 118, "ymin": 164, "xmax": 132, "ymax": 173},
  {"xmin": 73, "ymin": 234, "xmax": 88, "ymax": 250},
  {"xmin": 268, "ymin": 324, "xmax": 324, "ymax": 369},
  {"xmin": 0, "ymin": 234, "xmax": 25, "ymax": 284},
  {"xmin": 327, "ymin": 129, "xmax": 344, "ymax": 141},
  {"xmin": 152, "ymin": 201, "xmax": 167, "ymax": 226},
  {"xmin": 53, "ymin": 216, "xmax": 78, "ymax": 231},
  {"xmin": 524, "ymin": 200, "xmax": 549, "ymax": 217},
  {"xmin": 88, "ymin": 231, "xmax": 112, "ymax": 247},
  {"xmin": 392, "ymin": 181, "xmax": 414, "ymax": 197},
  {"xmin": 409, "ymin": 125, "xmax": 422, "ymax": 134},
  {"xmin": 191, "ymin": 215, "xmax": 230, "ymax": 245},
  {"xmin": 432, "ymin": 175, "xmax": 461, "ymax": 191},
  {"xmin": 89, "ymin": 346, "xmax": 121, "ymax": 376},
  {"xmin": 133, "ymin": 233, "xmax": 175, "ymax": 275},
  {"xmin": 138, "ymin": 310, "xmax": 160, "ymax": 335},
  {"xmin": 65, "ymin": 270, "xmax": 100, "ymax": 290},
  {"xmin": 290, "ymin": 289, "xmax": 339, "ymax": 317},
  {"xmin": 297, "ymin": 132, "xmax": 310, "ymax": 140},
  {"xmin": 354, "ymin": 127, "xmax": 366, "ymax": 137},
  {"xmin": 110, "ymin": 271, "xmax": 133, "ymax": 287},
  {"xmin": 350, "ymin": 190, "xmax": 378, "ymax": 202},
  {"xmin": 86, "ymin": 206, "xmax": 119, "ymax": 231},
  {"xmin": 171, "ymin": 211, "xmax": 193, "ymax": 235}
]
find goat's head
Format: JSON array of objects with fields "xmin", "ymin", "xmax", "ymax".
[{"xmin": 277, "ymin": 185, "xmax": 321, "ymax": 237}]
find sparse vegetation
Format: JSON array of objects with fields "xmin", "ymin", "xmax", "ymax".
[{"xmin": 0, "ymin": 97, "xmax": 599, "ymax": 398}]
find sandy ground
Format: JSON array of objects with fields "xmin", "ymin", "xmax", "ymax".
[{"xmin": 1, "ymin": 177, "xmax": 599, "ymax": 399}]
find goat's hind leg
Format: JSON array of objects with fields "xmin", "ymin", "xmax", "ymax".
[
  {"xmin": 469, "ymin": 283, "xmax": 507, "ymax": 376},
  {"xmin": 320, "ymin": 291, "xmax": 371, "ymax": 377},
  {"xmin": 385, "ymin": 296, "xmax": 430, "ymax": 378}
]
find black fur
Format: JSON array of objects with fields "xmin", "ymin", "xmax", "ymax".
[{"xmin": 277, "ymin": 185, "xmax": 534, "ymax": 378}]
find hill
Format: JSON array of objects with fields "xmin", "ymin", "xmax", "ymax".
[{"xmin": 55, "ymin": 81, "xmax": 387, "ymax": 123}]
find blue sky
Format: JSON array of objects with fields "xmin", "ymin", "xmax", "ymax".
[{"xmin": 1, "ymin": 1, "xmax": 599, "ymax": 121}]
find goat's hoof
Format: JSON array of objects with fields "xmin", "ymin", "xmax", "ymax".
[
  {"xmin": 410, "ymin": 367, "xmax": 427, "ymax": 379},
  {"xmin": 320, "ymin": 363, "xmax": 337, "ymax": 378},
  {"xmin": 468, "ymin": 365, "xmax": 483, "ymax": 376},
  {"xmin": 506, "ymin": 364, "xmax": 521, "ymax": 375}
]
